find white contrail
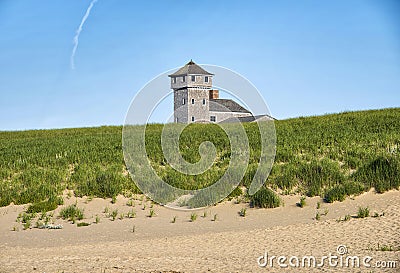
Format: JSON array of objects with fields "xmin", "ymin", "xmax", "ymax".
[{"xmin": 70, "ymin": 0, "xmax": 98, "ymax": 70}]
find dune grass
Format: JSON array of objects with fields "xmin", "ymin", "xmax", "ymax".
[{"xmin": 0, "ymin": 108, "xmax": 399, "ymax": 209}]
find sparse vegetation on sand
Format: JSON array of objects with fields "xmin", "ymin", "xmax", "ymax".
[
  {"xmin": 59, "ymin": 204, "xmax": 84, "ymax": 223},
  {"xmin": 0, "ymin": 108, "xmax": 399, "ymax": 209}
]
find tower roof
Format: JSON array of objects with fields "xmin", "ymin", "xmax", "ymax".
[{"xmin": 168, "ymin": 60, "xmax": 214, "ymax": 77}]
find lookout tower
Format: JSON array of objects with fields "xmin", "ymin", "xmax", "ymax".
[{"xmin": 168, "ymin": 60, "xmax": 214, "ymax": 123}]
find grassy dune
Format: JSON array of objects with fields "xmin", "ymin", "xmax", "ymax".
[{"xmin": 0, "ymin": 108, "xmax": 399, "ymax": 210}]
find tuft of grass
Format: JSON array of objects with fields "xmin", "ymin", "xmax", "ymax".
[
  {"xmin": 171, "ymin": 216, "xmax": 177, "ymax": 223},
  {"xmin": 23, "ymin": 220, "xmax": 31, "ymax": 230},
  {"xmin": 297, "ymin": 196, "xmax": 306, "ymax": 208},
  {"xmin": 59, "ymin": 204, "xmax": 84, "ymax": 222},
  {"xmin": 201, "ymin": 211, "xmax": 207, "ymax": 218},
  {"xmin": 77, "ymin": 222, "xmax": 90, "ymax": 227},
  {"xmin": 26, "ymin": 196, "xmax": 63, "ymax": 213},
  {"xmin": 316, "ymin": 202, "xmax": 321, "ymax": 209},
  {"xmin": 250, "ymin": 187, "xmax": 280, "ymax": 208},
  {"xmin": 127, "ymin": 209, "xmax": 136, "ymax": 218},
  {"xmin": 357, "ymin": 206, "xmax": 370, "ymax": 218},
  {"xmin": 95, "ymin": 215, "xmax": 100, "ymax": 224},
  {"xmin": 148, "ymin": 209, "xmax": 156, "ymax": 218},
  {"xmin": 212, "ymin": 214, "xmax": 218, "ymax": 222},
  {"xmin": 190, "ymin": 212, "xmax": 197, "ymax": 222},
  {"xmin": 111, "ymin": 195, "xmax": 117, "ymax": 204},
  {"xmin": 239, "ymin": 208, "xmax": 247, "ymax": 217},
  {"xmin": 315, "ymin": 212, "xmax": 321, "ymax": 221},
  {"xmin": 110, "ymin": 209, "xmax": 118, "ymax": 221}
]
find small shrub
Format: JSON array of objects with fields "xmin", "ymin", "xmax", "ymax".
[
  {"xmin": 23, "ymin": 220, "xmax": 31, "ymax": 230},
  {"xmin": 239, "ymin": 208, "xmax": 247, "ymax": 217},
  {"xmin": 227, "ymin": 187, "xmax": 243, "ymax": 200},
  {"xmin": 95, "ymin": 215, "xmax": 100, "ymax": 224},
  {"xmin": 212, "ymin": 214, "xmax": 218, "ymax": 221},
  {"xmin": 357, "ymin": 207, "xmax": 370, "ymax": 218},
  {"xmin": 111, "ymin": 196, "xmax": 117, "ymax": 204},
  {"xmin": 171, "ymin": 216, "xmax": 177, "ymax": 223},
  {"xmin": 202, "ymin": 211, "xmax": 207, "ymax": 218},
  {"xmin": 315, "ymin": 212, "xmax": 321, "ymax": 221},
  {"xmin": 316, "ymin": 202, "xmax": 321, "ymax": 209},
  {"xmin": 250, "ymin": 187, "xmax": 280, "ymax": 208},
  {"xmin": 344, "ymin": 214, "xmax": 351, "ymax": 221},
  {"xmin": 324, "ymin": 185, "xmax": 346, "ymax": 203},
  {"xmin": 323, "ymin": 208, "xmax": 329, "ymax": 216}
]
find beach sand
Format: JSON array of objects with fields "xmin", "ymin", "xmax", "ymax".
[{"xmin": 0, "ymin": 190, "xmax": 398, "ymax": 272}]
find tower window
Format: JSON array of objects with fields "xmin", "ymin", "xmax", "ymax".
[
  {"xmin": 191, "ymin": 75, "xmax": 195, "ymax": 82},
  {"xmin": 191, "ymin": 99, "xmax": 195, "ymax": 104},
  {"xmin": 210, "ymin": 116, "xmax": 216, "ymax": 122},
  {"xmin": 173, "ymin": 77, "xmax": 176, "ymax": 84},
  {"xmin": 191, "ymin": 116, "xmax": 195, "ymax": 122},
  {"xmin": 182, "ymin": 98, "xmax": 185, "ymax": 105},
  {"xmin": 182, "ymin": 76, "xmax": 186, "ymax": 82},
  {"xmin": 203, "ymin": 99, "xmax": 206, "ymax": 105},
  {"xmin": 205, "ymin": 76, "xmax": 208, "ymax": 83}
]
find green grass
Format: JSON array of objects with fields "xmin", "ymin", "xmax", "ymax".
[
  {"xmin": 0, "ymin": 108, "xmax": 399, "ymax": 208},
  {"xmin": 357, "ymin": 206, "xmax": 370, "ymax": 218},
  {"xmin": 59, "ymin": 204, "xmax": 84, "ymax": 222},
  {"xmin": 250, "ymin": 187, "xmax": 281, "ymax": 208}
]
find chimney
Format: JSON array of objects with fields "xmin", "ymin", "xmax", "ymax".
[{"xmin": 209, "ymin": 89, "xmax": 219, "ymax": 99}]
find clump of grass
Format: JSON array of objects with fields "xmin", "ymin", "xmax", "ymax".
[
  {"xmin": 77, "ymin": 222, "xmax": 90, "ymax": 227},
  {"xmin": 201, "ymin": 211, "xmax": 207, "ymax": 218},
  {"xmin": 148, "ymin": 209, "xmax": 156, "ymax": 218},
  {"xmin": 59, "ymin": 204, "xmax": 84, "ymax": 222},
  {"xmin": 212, "ymin": 214, "xmax": 218, "ymax": 222},
  {"xmin": 239, "ymin": 208, "xmax": 247, "ymax": 217},
  {"xmin": 118, "ymin": 213, "xmax": 125, "ymax": 220},
  {"xmin": 127, "ymin": 209, "xmax": 136, "ymax": 218},
  {"xmin": 357, "ymin": 206, "xmax": 370, "ymax": 218},
  {"xmin": 103, "ymin": 206, "xmax": 110, "ymax": 213},
  {"xmin": 126, "ymin": 199, "xmax": 134, "ymax": 207},
  {"xmin": 132, "ymin": 225, "xmax": 135, "ymax": 233},
  {"xmin": 250, "ymin": 187, "xmax": 280, "ymax": 208},
  {"xmin": 26, "ymin": 196, "xmax": 63, "ymax": 213},
  {"xmin": 111, "ymin": 195, "xmax": 117, "ymax": 204},
  {"xmin": 323, "ymin": 208, "xmax": 329, "ymax": 216},
  {"xmin": 12, "ymin": 225, "xmax": 19, "ymax": 232},
  {"xmin": 110, "ymin": 209, "xmax": 118, "ymax": 221},
  {"xmin": 95, "ymin": 215, "xmax": 100, "ymax": 224},
  {"xmin": 344, "ymin": 214, "xmax": 351, "ymax": 221},
  {"xmin": 315, "ymin": 212, "xmax": 321, "ymax": 221},
  {"xmin": 297, "ymin": 196, "xmax": 306, "ymax": 208},
  {"xmin": 316, "ymin": 202, "xmax": 321, "ymax": 209},
  {"xmin": 190, "ymin": 213, "xmax": 197, "ymax": 222},
  {"xmin": 171, "ymin": 216, "xmax": 177, "ymax": 223},
  {"xmin": 23, "ymin": 220, "xmax": 31, "ymax": 230}
]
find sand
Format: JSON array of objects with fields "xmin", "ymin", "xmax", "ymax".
[{"xmin": 0, "ymin": 190, "xmax": 399, "ymax": 272}]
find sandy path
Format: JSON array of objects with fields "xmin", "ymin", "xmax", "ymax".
[{"xmin": 0, "ymin": 190, "xmax": 398, "ymax": 272}]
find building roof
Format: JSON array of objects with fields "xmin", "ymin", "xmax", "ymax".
[
  {"xmin": 168, "ymin": 60, "xmax": 214, "ymax": 77},
  {"xmin": 219, "ymin": 114, "xmax": 276, "ymax": 123},
  {"xmin": 209, "ymin": 99, "xmax": 251, "ymax": 113}
]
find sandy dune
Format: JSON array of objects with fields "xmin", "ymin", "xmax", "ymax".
[{"xmin": 0, "ymin": 190, "xmax": 399, "ymax": 272}]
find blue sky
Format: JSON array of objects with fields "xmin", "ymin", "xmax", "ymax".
[{"xmin": 0, "ymin": 0, "xmax": 399, "ymax": 131}]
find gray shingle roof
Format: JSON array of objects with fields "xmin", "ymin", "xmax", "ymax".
[
  {"xmin": 168, "ymin": 60, "xmax": 214, "ymax": 77},
  {"xmin": 219, "ymin": 114, "xmax": 276, "ymax": 123},
  {"xmin": 209, "ymin": 99, "xmax": 251, "ymax": 113}
]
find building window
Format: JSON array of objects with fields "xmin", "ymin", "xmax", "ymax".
[
  {"xmin": 191, "ymin": 99, "xmax": 195, "ymax": 104},
  {"xmin": 176, "ymin": 117, "xmax": 178, "ymax": 123},
  {"xmin": 182, "ymin": 76, "xmax": 186, "ymax": 82},
  {"xmin": 191, "ymin": 116, "xmax": 195, "ymax": 122},
  {"xmin": 210, "ymin": 116, "xmax": 216, "ymax": 122},
  {"xmin": 173, "ymin": 77, "xmax": 176, "ymax": 84},
  {"xmin": 205, "ymin": 76, "xmax": 208, "ymax": 83},
  {"xmin": 202, "ymin": 99, "xmax": 206, "ymax": 105},
  {"xmin": 191, "ymin": 75, "xmax": 195, "ymax": 82},
  {"xmin": 182, "ymin": 98, "xmax": 185, "ymax": 105}
]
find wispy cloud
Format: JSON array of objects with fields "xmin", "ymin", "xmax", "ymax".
[{"xmin": 70, "ymin": 0, "xmax": 98, "ymax": 70}]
